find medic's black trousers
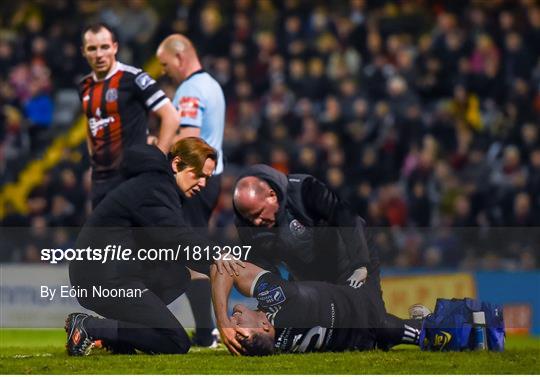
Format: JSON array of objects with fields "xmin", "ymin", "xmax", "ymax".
[{"xmin": 70, "ymin": 262, "xmax": 192, "ymax": 354}]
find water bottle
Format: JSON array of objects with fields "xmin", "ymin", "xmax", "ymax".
[{"xmin": 472, "ymin": 311, "xmax": 487, "ymax": 351}]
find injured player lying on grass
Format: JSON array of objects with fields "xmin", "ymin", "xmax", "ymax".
[{"xmin": 210, "ymin": 262, "xmax": 430, "ymax": 356}]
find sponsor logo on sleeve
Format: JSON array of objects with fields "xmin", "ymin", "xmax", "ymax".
[
  {"xmin": 179, "ymin": 96, "xmax": 200, "ymax": 119},
  {"xmin": 135, "ymin": 73, "xmax": 155, "ymax": 90},
  {"xmin": 257, "ymin": 286, "xmax": 286, "ymax": 307}
]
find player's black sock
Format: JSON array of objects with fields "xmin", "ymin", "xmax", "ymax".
[
  {"xmin": 185, "ymin": 278, "xmax": 215, "ymax": 345},
  {"xmin": 376, "ymin": 314, "xmax": 422, "ymax": 349},
  {"xmin": 400, "ymin": 319, "xmax": 422, "ymax": 345}
]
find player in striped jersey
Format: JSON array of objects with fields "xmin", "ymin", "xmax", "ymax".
[{"xmin": 80, "ymin": 23, "xmax": 179, "ymax": 208}]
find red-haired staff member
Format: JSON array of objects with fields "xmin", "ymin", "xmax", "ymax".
[
  {"xmin": 66, "ymin": 138, "xmax": 243, "ymax": 356},
  {"xmin": 156, "ymin": 33, "xmax": 225, "ymax": 347}
]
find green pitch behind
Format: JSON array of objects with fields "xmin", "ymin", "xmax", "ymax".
[{"xmin": 0, "ymin": 329, "xmax": 538, "ymax": 374}]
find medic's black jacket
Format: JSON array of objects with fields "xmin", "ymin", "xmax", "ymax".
[
  {"xmin": 233, "ymin": 164, "xmax": 370, "ymax": 284},
  {"xmin": 71, "ymin": 144, "xmax": 210, "ymax": 285}
]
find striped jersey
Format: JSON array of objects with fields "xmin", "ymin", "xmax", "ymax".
[
  {"xmin": 79, "ymin": 62, "xmax": 169, "ymax": 178},
  {"xmin": 172, "ymin": 70, "xmax": 225, "ymax": 174}
]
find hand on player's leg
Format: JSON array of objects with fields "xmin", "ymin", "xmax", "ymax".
[
  {"xmin": 214, "ymin": 258, "xmax": 246, "ymax": 276},
  {"xmin": 346, "ymin": 267, "xmax": 367, "ymax": 288}
]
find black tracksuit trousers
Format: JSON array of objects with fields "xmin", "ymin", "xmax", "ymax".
[{"xmin": 71, "ymin": 264, "xmax": 192, "ymax": 354}]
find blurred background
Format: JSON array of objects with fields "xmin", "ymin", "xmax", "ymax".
[{"xmin": 0, "ymin": 0, "xmax": 539, "ymax": 332}]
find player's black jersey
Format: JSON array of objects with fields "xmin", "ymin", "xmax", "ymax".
[
  {"xmin": 79, "ymin": 62, "xmax": 169, "ymax": 178},
  {"xmin": 252, "ymin": 272, "xmax": 384, "ymax": 353}
]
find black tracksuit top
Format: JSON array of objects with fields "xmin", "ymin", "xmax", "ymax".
[{"xmin": 71, "ymin": 144, "xmax": 211, "ymax": 284}]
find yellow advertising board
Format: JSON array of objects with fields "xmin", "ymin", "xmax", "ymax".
[{"xmin": 381, "ymin": 273, "xmax": 476, "ymax": 318}]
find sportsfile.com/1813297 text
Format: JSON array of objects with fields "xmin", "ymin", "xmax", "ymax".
[{"xmin": 40, "ymin": 244, "xmax": 251, "ymax": 264}]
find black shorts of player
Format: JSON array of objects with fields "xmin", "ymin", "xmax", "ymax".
[
  {"xmin": 91, "ymin": 173, "xmax": 125, "ymax": 209},
  {"xmin": 70, "ymin": 263, "xmax": 192, "ymax": 354},
  {"xmin": 181, "ymin": 174, "xmax": 221, "ymax": 229}
]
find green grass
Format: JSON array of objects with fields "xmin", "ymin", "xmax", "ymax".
[{"xmin": 0, "ymin": 329, "xmax": 539, "ymax": 374}]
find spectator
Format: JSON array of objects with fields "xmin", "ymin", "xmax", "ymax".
[
  {"xmin": 2, "ymin": 1, "xmax": 540, "ymax": 271},
  {"xmin": 527, "ymin": 149, "xmax": 540, "ymax": 213},
  {"xmin": 491, "ymin": 145, "xmax": 528, "ymax": 221},
  {"xmin": 25, "ymin": 79, "xmax": 53, "ymax": 150},
  {"xmin": 502, "ymin": 32, "xmax": 533, "ymax": 83},
  {"xmin": 510, "ymin": 192, "xmax": 536, "ymax": 226}
]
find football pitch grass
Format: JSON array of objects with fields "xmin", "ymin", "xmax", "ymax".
[{"xmin": 0, "ymin": 329, "xmax": 539, "ymax": 374}]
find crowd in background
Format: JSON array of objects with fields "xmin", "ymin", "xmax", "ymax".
[{"xmin": 1, "ymin": 0, "xmax": 539, "ymax": 270}]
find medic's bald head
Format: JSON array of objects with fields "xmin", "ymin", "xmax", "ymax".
[{"xmin": 233, "ymin": 177, "xmax": 279, "ymax": 227}]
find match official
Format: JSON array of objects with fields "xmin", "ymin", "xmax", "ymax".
[{"xmin": 156, "ymin": 34, "xmax": 225, "ymax": 346}]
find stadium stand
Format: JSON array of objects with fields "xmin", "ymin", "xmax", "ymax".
[{"xmin": 1, "ymin": 0, "xmax": 538, "ymax": 270}]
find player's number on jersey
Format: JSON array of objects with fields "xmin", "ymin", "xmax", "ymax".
[{"xmin": 292, "ymin": 326, "xmax": 327, "ymax": 353}]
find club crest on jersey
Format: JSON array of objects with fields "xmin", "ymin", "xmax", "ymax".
[
  {"xmin": 289, "ymin": 219, "xmax": 306, "ymax": 237},
  {"xmin": 135, "ymin": 73, "xmax": 155, "ymax": 90},
  {"xmin": 257, "ymin": 286, "xmax": 286, "ymax": 307},
  {"xmin": 105, "ymin": 88, "xmax": 118, "ymax": 102}
]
